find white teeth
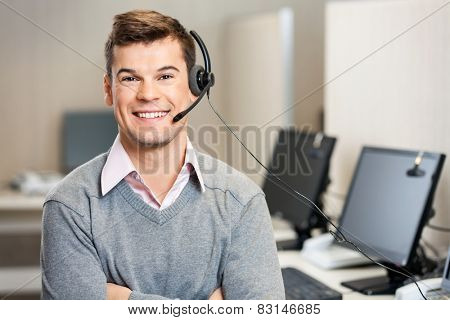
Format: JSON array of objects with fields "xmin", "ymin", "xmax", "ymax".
[{"xmin": 136, "ymin": 112, "xmax": 167, "ymax": 119}]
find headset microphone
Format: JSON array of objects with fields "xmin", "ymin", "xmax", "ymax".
[
  {"xmin": 173, "ymin": 30, "xmax": 215, "ymax": 123},
  {"xmin": 173, "ymin": 80, "xmax": 213, "ymax": 122}
]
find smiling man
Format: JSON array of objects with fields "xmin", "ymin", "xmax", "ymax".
[{"xmin": 40, "ymin": 10, "xmax": 284, "ymax": 300}]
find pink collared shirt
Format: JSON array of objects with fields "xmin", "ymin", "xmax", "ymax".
[{"xmin": 101, "ymin": 135, "xmax": 205, "ymax": 210}]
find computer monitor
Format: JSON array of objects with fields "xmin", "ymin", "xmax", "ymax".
[
  {"xmin": 62, "ymin": 110, "xmax": 117, "ymax": 173},
  {"xmin": 262, "ymin": 129, "xmax": 336, "ymax": 248},
  {"xmin": 339, "ymin": 146, "xmax": 445, "ymax": 295}
]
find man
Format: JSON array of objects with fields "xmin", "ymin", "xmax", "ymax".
[{"xmin": 41, "ymin": 9, "xmax": 284, "ymax": 300}]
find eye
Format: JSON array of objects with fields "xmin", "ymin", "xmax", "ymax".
[
  {"xmin": 158, "ymin": 74, "xmax": 174, "ymax": 80},
  {"xmin": 121, "ymin": 76, "xmax": 139, "ymax": 82}
]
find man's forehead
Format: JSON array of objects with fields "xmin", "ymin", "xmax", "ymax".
[{"xmin": 112, "ymin": 38, "xmax": 185, "ymax": 72}]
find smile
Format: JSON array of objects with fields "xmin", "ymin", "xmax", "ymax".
[{"xmin": 133, "ymin": 111, "xmax": 169, "ymax": 119}]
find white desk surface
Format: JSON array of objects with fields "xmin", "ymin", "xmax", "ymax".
[
  {"xmin": 272, "ymin": 218, "xmax": 394, "ymax": 299},
  {"xmin": 278, "ymin": 250, "xmax": 393, "ymax": 300},
  {"xmin": 0, "ymin": 189, "xmax": 45, "ymax": 211}
]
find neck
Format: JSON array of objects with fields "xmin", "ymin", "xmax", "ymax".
[{"xmin": 120, "ymin": 130, "xmax": 187, "ymax": 193}]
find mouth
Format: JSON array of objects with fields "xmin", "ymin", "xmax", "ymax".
[{"xmin": 132, "ymin": 111, "xmax": 170, "ymax": 120}]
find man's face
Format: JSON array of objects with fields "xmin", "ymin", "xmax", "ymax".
[{"xmin": 103, "ymin": 37, "xmax": 195, "ymax": 148}]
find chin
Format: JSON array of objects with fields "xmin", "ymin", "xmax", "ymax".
[
  {"xmin": 138, "ymin": 131, "xmax": 183, "ymax": 149},
  {"xmin": 137, "ymin": 138, "xmax": 173, "ymax": 149},
  {"xmin": 123, "ymin": 123, "xmax": 185, "ymax": 149}
]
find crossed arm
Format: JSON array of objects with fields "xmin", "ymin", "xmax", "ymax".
[
  {"xmin": 41, "ymin": 196, "xmax": 284, "ymax": 300},
  {"xmin": 106, "ymin": 283, "xmax": 223, "ymax": 300}
]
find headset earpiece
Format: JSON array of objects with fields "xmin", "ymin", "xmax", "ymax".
[
  {"xmin": 173, "ymin": 30, "xmax": 215, "ymax": 122},
  {"xmin": 189, "ymin": 65, "xmax": 206, "ymax": 96}
]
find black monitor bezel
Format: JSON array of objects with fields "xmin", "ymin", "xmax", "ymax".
[
  {"xmin": 263, "ymin": 129, "xmax": 336, "ymax": 232},
  {"xmin": 337, "ymin": 146, "xmax": 445, "ymax": 268}
]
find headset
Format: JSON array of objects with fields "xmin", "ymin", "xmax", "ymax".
[
  {"xmin": 174, "ymin": 30, "xmax": 431, "ymax": 299},
  {"xmin": 172, "ymin": 31, "xmax": 215, "ymax": 122}
]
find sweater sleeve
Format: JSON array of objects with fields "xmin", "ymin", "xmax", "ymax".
[
  {"xmin": 41, "ymin": 200, "xmax": 173, "ymax": 300},
  {"xmin": 221, "ymin": 193, "xmax": 285, "ymax": 300},
  {"xmin": 41, "ymin": 200, "xmax": 107, "ymax": 299}
]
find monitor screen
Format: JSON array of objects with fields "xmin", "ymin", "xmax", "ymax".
[
  {"xmin": 62, "ymin": 110, "xmax": 117, "ymax": 173},
  {"xmin": 262, "ymin": 130, "xmax": 336, "ymax": 231},
  {"xmin": 339, "ymin": 147, "xmax": 445, "ymax": 267}
]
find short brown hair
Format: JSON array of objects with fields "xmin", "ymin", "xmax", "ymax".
[{"xmin": 104, "ymin": 10, "xmax": 195, "ymax": 79}]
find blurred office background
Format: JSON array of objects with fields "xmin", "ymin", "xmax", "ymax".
[{"xmin": 0, "ymin": 0, "xmax": 449, "ymax": 299}]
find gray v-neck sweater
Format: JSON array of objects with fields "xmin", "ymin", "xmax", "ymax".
[{"xmin": 40, "ymin": 151, "xmax": 284, "ymax": 300}]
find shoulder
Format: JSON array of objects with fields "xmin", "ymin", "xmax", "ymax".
[
  {"xmin": 196, "ymin": 151, "xmax": 265, "ymax": 207},
  {"xmin": 44, "ymin": 152, "xmax": 108, "ymax": 215}
]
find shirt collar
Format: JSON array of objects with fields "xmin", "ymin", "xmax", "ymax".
[
  {"xmin": 101, "ymin": 135, "xmax": 205, "ymax": 196},
  {"xmin": 185, "ymin": 138, "xmax": 206, "ymax": 193}
]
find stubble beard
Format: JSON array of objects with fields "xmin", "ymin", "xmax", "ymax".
[{"xmin": 129, "ymin": 124, "xmax": 185, "ymax": 149}]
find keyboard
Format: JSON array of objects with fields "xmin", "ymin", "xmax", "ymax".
[
  {"xmin": 282, "ymin": 267, "xmax": 343, "ymax": 300},
  {"xmin": 425, "ymin": 288, "xmax": 450, "ymax": 300}
]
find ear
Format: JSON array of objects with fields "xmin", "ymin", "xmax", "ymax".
[
  {"xmin": 103, "ymin": 74, "xmax": 113, "ymax": 106},
  {"xmin": 188, "ymin": 90, "xmax": 197, "ymax": 104}
]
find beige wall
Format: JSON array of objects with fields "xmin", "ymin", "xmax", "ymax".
[
  {"xmin": 223, "ymin": 8, "xmax": 294, "ymax": 186},
  {"xmin": 324, "ymin": 0, "xmax": 450, "ymax": 252},
  {"xmin": 0, "ymin": 0, "xmax": 325, "ymax": 185}
]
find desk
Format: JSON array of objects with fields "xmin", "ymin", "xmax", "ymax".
[
  {"xmin": 0, "ymin": 190, "xmax": 44, "ymax": 299},
  {"xmin": 0, "ymin": 190, "xmax": 45, "ymax": 211},
  {"xmin": 278, "ymin": 250, "xmax": 394, "ymax": 300},
  {"xmin": 0, "ymin": 189, "xmax": 44, "ymax": 231},
  {"xmin": 272, "ymin": 217, "xmax": 394, "ymax": 299}
]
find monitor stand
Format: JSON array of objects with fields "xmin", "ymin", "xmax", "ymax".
[
  {"xmin": 275, "ymin": 187, "xmax": 329, "ymax": 251},
  {"xmin": 341, "ymin": 275, "xmax": 405, "ymax": 295},
  {"xmin": 276, "ymin": 227, "xmax": 312, "ymax": 250},
  {"xmin": 342, "ymin": 207, "xmax": 439, "ymax": 295},
  {"xmin": 341, "ymin": 253, "xmax": 437, "ymax": 295},
  {"xmin": 341, "ymin": 266, "xmax": 408, "ymax": 295}
]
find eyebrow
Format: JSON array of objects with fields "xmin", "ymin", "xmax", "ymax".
[
  {"xmin": 116, "ymin": 66, "xmax": 180, "ymax": 77},
  {"xmin": 116, "ymin": 68, "xmax": 137, "ymax": 77},
  {"xmin": 157, "ymin": 65, "xmax": 180, "ymax": 72}
]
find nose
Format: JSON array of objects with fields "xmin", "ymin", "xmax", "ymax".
[{"xmin": 136, "ymin": 80, "xmax": 160, "ymax": 101}]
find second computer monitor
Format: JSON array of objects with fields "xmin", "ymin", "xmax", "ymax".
[
  {"xmin": 262, "ymin": 129, "xmax": 336, "ymax": 233},
  {"xmin": 62, "ymin": 110, "xmax": 118, "ymax": 173}
]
